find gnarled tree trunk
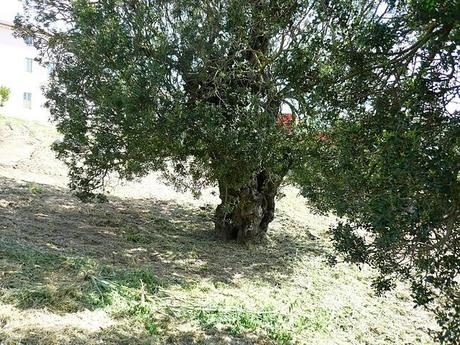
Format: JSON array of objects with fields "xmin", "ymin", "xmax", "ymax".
[{"xmin": 214, "ymin": 171, "xmax": 284, "ymax": 243}]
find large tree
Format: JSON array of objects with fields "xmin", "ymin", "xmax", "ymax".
[
  {"xmin": 17, "ymin": 0, "xmax": 309, "ymax": 243},
  {"xmin": 16, "ymin": 0, "xmax": 459, "ymax": 342}
]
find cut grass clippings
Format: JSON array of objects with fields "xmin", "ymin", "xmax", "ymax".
[{"xmin": 0, "ymin": 137, "xmax": 438, "ymax": 345}]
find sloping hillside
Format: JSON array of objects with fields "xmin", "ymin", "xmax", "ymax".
[{"xmin": 0, "ymin": 115, "xmax": 436, "ymax": 344}]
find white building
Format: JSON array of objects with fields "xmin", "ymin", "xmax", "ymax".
[{"xmin": 0, "ymin": 18, "xmax": 50, "ymax": 123}]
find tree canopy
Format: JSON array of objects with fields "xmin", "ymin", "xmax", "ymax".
[
  {"xmin": 290, "ymin": 1, "xmax": 460, "ymax": 342},
  {"xmin": 15, "ymin": 0, "xmax": 459, "ymax": 342}
]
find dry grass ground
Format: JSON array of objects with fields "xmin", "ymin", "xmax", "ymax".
[{"xmin": 0, "ymin": 115, "xmax": 437, "ymax": 344}]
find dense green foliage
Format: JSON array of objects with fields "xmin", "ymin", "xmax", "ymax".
[
  {"xmin": 0, "ymin": 86, "xmax": 10, "ymax": 107},
  {"xmin": 15, "ymin": 0, "xmax": 459, "ymax": 342},
  {"xmin": 16, "ymin": 0, "xmax": 301, "ymax": 198},
  {"xmin": 290, "ymin": 1, "xmax": 460, "ymax": 342}
]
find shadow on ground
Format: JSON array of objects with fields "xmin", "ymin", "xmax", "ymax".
[
  {"xmin": 0, "ymin": 175, "xmax": 326, "ymax": 297},
  {"xmin": 0, "ymin": 176, "xmax": 437, "ymax": 345},
  {"xmin": 0, "ymin": 176, "xmax": 327, "ymax": 344},
  {"xmin": 0, "ymin": 324, "xmax": 266, "ymax": 345}
]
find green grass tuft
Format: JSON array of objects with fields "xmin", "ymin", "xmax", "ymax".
[
  {"xmin": 26, "ymin": 182, "xmax": 46, "ymax": 194},
  {"xmin": 190, "ymin": 305, "xmax": 292, "ymax": 344},
  {"xmin": 0, "ymin": 242, "xmax": 159, "ymax": 313}
]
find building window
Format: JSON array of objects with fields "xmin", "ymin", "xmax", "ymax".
[
  {"xmin": 25, "ymin": 58, "xmax": 33, "ymax": 73},
  {"xmin": 23, "ymin": 92, "xmax": 32, "ymax": 109},
  {"xmin": 24, "ymin": 36, "xmax": 33, "ymax": 45}
]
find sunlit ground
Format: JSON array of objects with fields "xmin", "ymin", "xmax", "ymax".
[{"xmin": 0, "ymin": 115, "xmax": 436, "ymax": 344}]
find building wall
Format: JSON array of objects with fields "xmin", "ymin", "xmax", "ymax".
[{"xmin": 0, "ymin": 20, "xmax": 50, "ymax": 123}]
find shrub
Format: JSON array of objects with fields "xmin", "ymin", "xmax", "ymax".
[{"xmin": 0, "ymin": 86, "xmax": 10, "ymax": 107}]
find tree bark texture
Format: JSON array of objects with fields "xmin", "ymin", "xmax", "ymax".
[{"xmin": 214, "ymin": 171, "xmax": 283, "ymax": 243}]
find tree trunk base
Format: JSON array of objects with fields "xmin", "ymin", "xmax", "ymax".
[{"xmin": 214, "ymin": 171, "xmax": 281, "ymax": 244}]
